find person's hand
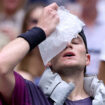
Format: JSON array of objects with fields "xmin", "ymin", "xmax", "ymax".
[{"xmin": 37, "ymin": 3, "xmax": 59, "ymax": 37}]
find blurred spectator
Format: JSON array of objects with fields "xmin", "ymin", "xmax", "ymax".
[
  {"xmin": 65, "ymin": 1, "xmax": 82, "ymax": 18},
  {"xmin": 97, "ymin": 0, "xmax": 105, "ymax": 24},
  {"xmin": 78, "ymin": 0, "xmax": 97, "ymax": 26},
  {"xmin": 98, "ymin": 41, "xmax": 105, "ymax": 84},
  {"xmin": 48, "ymin": 0, "xmax": 70, "ymax": 6},
  {"xmin": 0, "ymin": 0, "xmax": 26, "ymax": 48},
  {"xmin": 27, "ymin": 0, "xmax": 77, "ymax": 6},
  {"xmin": 69, "ymin": 0, "xmax": 77, "ymax": 2},
  {"xmin": 26, "ymin": 0, "xmax": 48, "ymax": 5},
  {"xmin": 76, "ymin": 0, "xmax": 105, "ymax": 75},
  {"xmin": 97, "ymin": 0, "xmax": 105, "ymax": 82},
  {"xmin": 16, "ymin": 3, "xmax": 45, "ymax": 82}
]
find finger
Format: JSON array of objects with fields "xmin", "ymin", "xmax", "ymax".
[
  {"xmin": 48, "ymin": 9, "xmax": 56, "ymax": 15},
  {"xmin": 47, "ymin": 2, "xmax": 58, "ymax": 11}
]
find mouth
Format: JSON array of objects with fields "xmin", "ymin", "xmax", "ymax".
[{"xmin": 63, "ymin": 52, "xmax": 75, "ymax": 58}]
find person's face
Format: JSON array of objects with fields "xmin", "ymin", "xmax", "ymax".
[
  {"xmin": 2, "ymin": 0, "xmax": 22, "ymax": 10},
  {"xmin": 49, "ymin": 35, "xmax": 90, "ymax": 73},
  {"xmin": 27, "ymin": 7, "xmax": 43, "ymax": 30}
]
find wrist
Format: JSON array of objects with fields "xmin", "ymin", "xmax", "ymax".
[{"xmin": 18, "ymin": 27, "xmax": 46, "ymax": 51}]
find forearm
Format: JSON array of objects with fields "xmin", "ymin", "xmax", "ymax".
[
  {"xmin": 0, "ymin": 27, "xmax": 46, "ymax": 75},
  {"xmin": 0, "ymin": 38, "xmax": 30, "ymax": 75}
]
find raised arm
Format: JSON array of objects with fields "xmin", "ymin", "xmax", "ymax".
[{"xmin": 0, "ymin": 3, "xmax": 59, "ymax": 102}]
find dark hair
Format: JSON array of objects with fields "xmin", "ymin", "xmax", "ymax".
[
  {"xmin": 79, "ymin": 30, "xmax": 88, "ymax": 53},
  {"xmin": 79, "ymin": 30, "xmax": 88, "ymax": 75},
  {"xmin": 22, "ymin": 2, "xmax": 45, "ymax": 33}
]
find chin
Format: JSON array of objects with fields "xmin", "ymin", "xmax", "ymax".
[
  {"xmin": 61, "ymin": 61, "xmax": 78, "ymax": 67},
  {"xmin": 54, "ymin": 65, "xmax": 72, "ymax": 71}
]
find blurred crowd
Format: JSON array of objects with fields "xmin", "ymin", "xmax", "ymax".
[{"xmin": 0, "ymin": 0, "xmax": 105, "ymax": 84}]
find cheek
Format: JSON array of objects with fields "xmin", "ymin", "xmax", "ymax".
[
  {"xmin": 51, "ymin": 59, "xmax": 58, "ymax": 67},
  {"xmin": 77, "ymin": 47, "xmax": 87, "ymax": 62},
  {"xmin": 78, "ymin": 45, "xmax": 86, "ymax": 54},
  {"xmin": 51, "ymin": 56, "xmax": 61, "ymax": 69}
]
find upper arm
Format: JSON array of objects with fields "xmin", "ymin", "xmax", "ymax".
[
  {"xmin": 0, "ymin": 71, "xmax": 15, "ymax": 103},
  {"xmin": 0, "ymin": 38, "xmax": 29, "ymax": 103}
]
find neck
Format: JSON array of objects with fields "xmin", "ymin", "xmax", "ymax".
[{"xmin": 59, "ymin": 69, "xmax": 89, "ymax": 101}]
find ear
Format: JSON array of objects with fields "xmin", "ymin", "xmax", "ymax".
[{"xmin": 86, "ymin": 54, "xmax": 90, "ymax": 66}]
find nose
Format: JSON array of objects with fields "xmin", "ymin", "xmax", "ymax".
[{"xmin": 66, "ymin": 42, "xmax": 73, "ymax": 49}]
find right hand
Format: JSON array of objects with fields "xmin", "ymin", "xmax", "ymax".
[{"xmin": 37, "ymin": 3, "xmax": 59, "ymax": 37}]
